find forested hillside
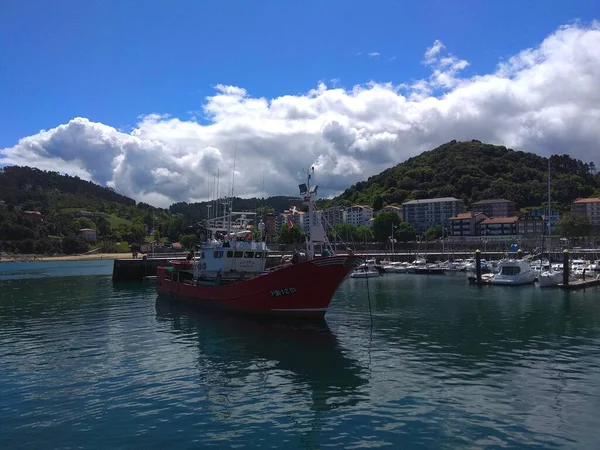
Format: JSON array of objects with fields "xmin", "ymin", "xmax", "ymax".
[
  {"xmin": 0, "ymin": 167, "xmax": 301, "ymax": 255},
  {"xmin": 328, "ymin": 140, "xmax": 600, "ymax": 212},
  {"xmin": 0, "ymin": 166, "xmax": 135, "ymax": 211},
  {"xmin": 0, "ymin": 166, "xmax": 176, "ymax": 255},
  {"xmin": 169, "ymin": 196, "xmax": 301, "ymax": 222},
  {"xmin": 2, "ymin": 138, "xmax": 599, "ymax": 255}
]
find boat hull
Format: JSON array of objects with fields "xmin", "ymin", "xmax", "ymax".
[
  {"xmin": 349, "ymin": 270, "xmax": 380, "ymax": 279},
  {"xmin": 156, "ymin": 255, "xmax": 363, "ymax": 318},
  {"xmin": 489, "ymin": 273, "xmax": 536, "ymax": 285},
  {"xmin": 538, "ymin": 271, "xmax": 562, "ymax": 287}
]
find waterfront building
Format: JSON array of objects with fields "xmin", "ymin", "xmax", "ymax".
[
  {"xmin": 79, "ymin": 228, "xmax": 97, "ymax": 242},
  {"xmin": 344, "ymin": 205, "xmax": 374, "ymax": 227},
  {"xmin": 471, "ymin": 199, "xmax": 516, "ymax": 218},
  {"xmin": 517, "ymin": 208, "xmax": 561, "ymax": 235},
  {"xmin": 265, "ymin": 213, "xmax": 276, "ymax": 237},
  {"xmin": 479, "ymin": 216, "xmax": 518, "ymax": 235},
  {"xmin": 571, "ymin": 198, "xmax": 600, "ymax": 234},
  {"xmin": 449, "ymin": 211, "xmax": 488, "ymax": 236},
  {"xmin": 402, "ymin": 197, "xmax": 464, "ymax": 232}
]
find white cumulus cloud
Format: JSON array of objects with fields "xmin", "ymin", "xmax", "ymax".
[{"xmin": 2, "ymin": 22, "xmax": 600, "ymax": 207}]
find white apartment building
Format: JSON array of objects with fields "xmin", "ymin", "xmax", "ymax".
[
  {"xmin": 295, "ymin": 211, "xmax": 311, "ymax": 235},
  {"xmin": 344, "ymin": 205, "xmax": 374, "ymax": 227},
  {"xmin": 402, "ymin": 197, "xmax": 464, "ymax": 232}
]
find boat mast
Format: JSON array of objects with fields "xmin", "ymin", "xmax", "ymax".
[
  {"xmin": 229, "ymin": 144, "xmax": 237, "ymax": 236},
  {"xmin": 547, "ymin": 158, "xmax": 551, "ymax": 262},
  {"xmin": 306, "ymin": 167, "xmax": 314, "ymax": 259}
]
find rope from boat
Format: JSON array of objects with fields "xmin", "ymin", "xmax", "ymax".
[{"xmin": 365, "ymin": 269, "xmax": 373, "ymax": 326}]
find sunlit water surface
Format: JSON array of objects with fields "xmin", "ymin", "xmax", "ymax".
[{"xmin": 1, "ymin": 262, "xmax": 600, "ymax": 449}]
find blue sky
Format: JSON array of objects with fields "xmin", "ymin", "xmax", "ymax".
[{"xmin": 1, "ymin": 0, "xmax": 597, "ymax": 149}]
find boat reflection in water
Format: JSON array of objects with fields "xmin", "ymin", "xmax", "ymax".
[{"xmin": 154, "ymin": 299, "xmax": 368, "ymax": 413}]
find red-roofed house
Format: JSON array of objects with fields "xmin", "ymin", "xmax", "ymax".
[
  {"xmin": 23, "ymin": 210, "xmax": 42, "ymax": 221},
  {"xmin": 480, "ymin": 216, "xmax": 518, "ymax": 236},
  {"xmin": 450, "ymin": 211, "xmax": 488, "ymax": 236}
]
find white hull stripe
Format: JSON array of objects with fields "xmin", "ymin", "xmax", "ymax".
[{"xmin": 270, "ymin": 308, "xmax": 328, "ymax": 312}]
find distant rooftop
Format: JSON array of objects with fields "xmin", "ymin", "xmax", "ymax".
[
  {"xmin": 402, "ymin": 197, "xmax": 461, "ymax": 205},
  {"xmin": 450, "ymin": 211, "xmax": 486, "ymax": 220},
  {"xmin": 572, "ymin": 197, "xmax": 600, "ymax": 204},
  {"xmin": 472, "ymin": 199, "xmax": 515, "ymax": 205},
  {"xmin": 481, "ymin": 216, "xmax": 518, "ymax": 224}
]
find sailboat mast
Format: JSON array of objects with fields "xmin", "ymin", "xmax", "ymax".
[
  {"xmin": 229, "ymin": 144, "xmax": 237, "ymax": 235},
  {"xmin": 547, "ymin": 158, "xmax": 551, "ymax": 261}
]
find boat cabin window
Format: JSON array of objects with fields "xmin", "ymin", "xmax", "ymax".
[
  {"xmin": 226, "ymin": 251, "xmax": 233, "ymax": 258},
  {"xmin": 234, "ymin": 251, "xmax": 243, "ymax": 258},
  {"xmin": 255, "ymin": 252, "xmax": 263, "ymax": 258},
  {"xmin": 201, "ymin": 252, "xmax": 205, "ymax": 259},
  {"xmin": 213, "ymin": 251, "xmax": 223, "ymax": 258},
  {"xmin": 243, "ymin": 251, "xmax": 254, "ymax": 258},
  {"xmin": 501, "ymin": 266, "xmax": 521, "ymax": 276}
]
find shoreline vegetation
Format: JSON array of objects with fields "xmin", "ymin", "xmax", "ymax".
[{"xmin": 0, "ymin": 252, "xmax": 135, "ymax": 263}]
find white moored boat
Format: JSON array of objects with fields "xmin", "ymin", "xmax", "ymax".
[
  {"xmin": 538, "ymin": 270, "xmax": 562, "ymax": 287},
  {"xmin": 350, "ymin": 266, "xmax": 381, "ymax": 278},
  {"xmin": 489, "ymin": 259, "xmax": 536, "ymax": 285},
  {"xmin": 382, "ymin": 261, "xmax": 409, "ymax": 273}
]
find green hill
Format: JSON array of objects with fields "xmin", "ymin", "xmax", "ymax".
[
  {"xmin": 169, "ymin": 196, "xmax": 301, "ymax": 222},
  {"xmin": 0, "ymin": 166, "xmax": 173, "ymax": 255},
  {"xmin": 2, "ymin": 141, "xmax": 599, "ymax": 255},
  {"xmin": 328, "ymin": 140, "xmax": 600, "ymax": 212}
]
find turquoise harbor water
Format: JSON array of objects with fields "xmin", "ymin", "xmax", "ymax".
[{"xmin": 1, "ymin": 263, "xmax": 600, "ymax": 449}]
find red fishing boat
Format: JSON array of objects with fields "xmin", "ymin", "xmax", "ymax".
[{"xmin": 156, "ymin": 167, "xmax": 363, "ymax": 318}]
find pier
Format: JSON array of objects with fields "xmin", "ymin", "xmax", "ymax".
[
  {"xmin": 111, "ymin": 250, "xmax": 493, "ymax": 281},
  {"xmin": 112, "ymin": 253, "xmax": 193, "ymax": 281},
  {"xmin": 558, "ymin": 278, "xmax": 600, "ymax": 290}
]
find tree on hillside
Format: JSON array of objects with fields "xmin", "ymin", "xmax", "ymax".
[
  {"xmin": 73, "ymin": 217, "xmax": 95, "ymax": 230},
  {"xmin": 395, "ymin": 221, "xmax": 417, "ymax": 242},
  {"xmin": 331, "ymin": 223, "xmax": 357, "ymax": 245},
  {"xmin": 372, "ymin": 211, "xmax": 402, "ymax": 242},
  {"xmin": 355, "ymin": 225, "xmax": 373, "ymax": 243},
  {"xmin": 373, "ymin": 195, "xmax": 384, "ymax": 211},
  {"xmin": 62, "ymin": 235, "xmax": 88, "ymax": 254},
  {"xmin": 94, "ymin": 216, "xmax": 111, "ymax": 237},
  {"xmin": 556, "ymin": 213, "xmax": 592, "ymax": 238},
  {"xmin": 426, "ymin": 225, "xmax": 443, "ymax": 241},
  {"xmin": 278, "ymin": 224, "xmax": 305, "ymax": 245},
  {"xmin": 179, "ymin": 234, "xmax": 197, "ymax": 249}
]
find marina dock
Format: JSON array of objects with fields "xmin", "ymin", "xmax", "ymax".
[{"xmin": 559, "ymin": 278, "xmax": 600, "ymax": 290}]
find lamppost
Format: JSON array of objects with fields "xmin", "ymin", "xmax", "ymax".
[
  {"xmin": 390, "ymin": 223, "xmax": 397, "ymax": 254},
  {"xmin": 442, "ymin": 227, "xmax": 447, "ymax": 257}
]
